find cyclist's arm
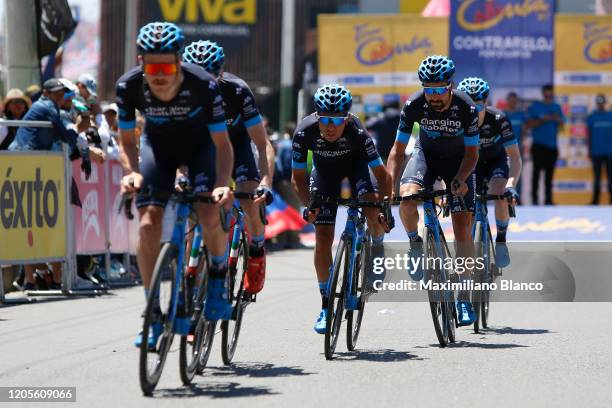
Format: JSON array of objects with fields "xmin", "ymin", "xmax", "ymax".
[
  {"xmin": 371, "ymin": 165, "xmax": 392, "ymax": 199},
  {"xmin": 500, "ymin": 115, "xmax": 521, "ymax": 188},
  {"xmin": 290, "ymin": 128, "xmax": 309, "ymax": 205},
  {"xmin": 118, "ymin": 128, "xmax": 139, "ymax": 173},
  {"xmin": 210, "ymin": 129, "xmax": 233, "ymax": 187},
  {"xmin": 456, "ymin": 107, "xmax": 480, "ymax": 181},
  {"xmin": 246, "ymin": 120, "xmax": 274, "ymax": 187},
  {"xmin": 505, "ymin": 144, "xmax": 522, "ymax": 189},
  {"xmin": 362, "ymin": 129, "xmax": 391, "ymax": 199},
  {"xmin": 291, "ymin": 168, "xmax": 309, "ymax": 206}
]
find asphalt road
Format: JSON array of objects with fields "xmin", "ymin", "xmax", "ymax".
[{"xmin": 1, "ymin": 249, "xmax": 611, "ymax": 408}]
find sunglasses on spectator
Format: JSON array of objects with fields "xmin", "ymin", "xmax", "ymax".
[
  {"xmin": 317, "ymin": 115, "xmax": 347, "ymax": 126},
  {"xmin": 143, "ymin": 63, "xmax": 178, "ymax": 76},
  {"xmin": 423, "ymin": 84, "xmax": 451, "ymax": 95}
]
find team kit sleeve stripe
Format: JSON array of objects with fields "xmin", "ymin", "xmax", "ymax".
[
  {"xmin": 464, "ymin": 134, "xmax": 480, "ymax": 146},
  {"xmin": 368, "ymin": 157, "xmax": 384, "ymax": 168},
  {"xmin": 244, "ymin": 114, "xmax": 263, "ymax": 128},
  {"xmin": 395, "ymin": 130, "xmax": 410, "ymax": 144},
  {"xmin": 118, "ymin": 120, "xmax": 136, "ymax": 130},
  {"xmin": 208, "ymin": 121, "xmax": 228, "ymax": 133},
  {"xmin": 503, "ymin": 139, "xmax": 518, "ymax": 147},
  {"xmin": 292, "ymin": 160, "xmax": 307, "ymax": 170}
]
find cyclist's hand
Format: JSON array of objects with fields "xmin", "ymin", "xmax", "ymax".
[
  {"xmin": 212, "ymin": 186, "xmax": 232, "ymax": 206},
  {"xmin": 121, "ymin": 172, "xmax": 142, "ymax": 194},
  {"xmin": 174, "ymin": 175, "xmax": 190, "ymax": 192},
  {"xmin": 302, "ymin": 207, "xmax": 319, "ymax": 223},
  {"xmin": 254, "ymin": 185, "xmax": 273, "ymax": 205},
  {"xmin": 506, "ymin": 186, "xmax": 519, "ymax": 205},
  {"xmin": 451, "ymin": 177, "xmax": 468, "ymax": 197}
]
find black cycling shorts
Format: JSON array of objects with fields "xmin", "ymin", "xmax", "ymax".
[
  {"xmin": 136, "ymin": 133, "xmax": 216, "ymax": 208},
  {"xmin": 309, "ymin": 162, "xmax": 377, "ymax": 225},
  {"xmin": 475, "ymin": 153, "xmax": 509, "ymax": 195},
  {"xmin": 401, "ymin": 147, "xmax": 475, "ymax": 213},
  {"xmin": 231, "ymin": 134, "xmax": 260, "ymax": 184}
]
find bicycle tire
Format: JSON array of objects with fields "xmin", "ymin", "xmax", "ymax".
[
  {"xmin": 481, "ymin": 224, "xmax": 496, "ymax": 328},
  {"xmin": 439, "ymin": 227, "xmax": 457, "ymax": 343},
  {"xmin": 473, "ymin": 222, "xmax": 484, "ymax": 334},
  {"xmin": 221, "ymin": 228, "xmax": 249, "ymax": 365},
  {"xmin": 346, "ymin": 231, "xmax": 370, "ymax": 351},
  {"xmin": 179, "ymin": 238, "xmax": 209, "ymax": 383},
  {"xmin": 139, "ymin": 242, "xmax": 178, "ymax": 396},
  {"xmin": 424, "ymin": 228, "xmax": 451, "ymax": 347},
  {"xmin": 325, "ymin": 239, "xmax": 348, "ymax": 360}
]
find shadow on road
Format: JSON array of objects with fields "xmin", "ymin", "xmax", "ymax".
[
  {"xmin": 334, "ymin": 348, "xmax": 425, "ymax": 362},
  {"xmin": 485, "ymin": 326, "xmax": 552, "ymax": 335},
  {"xmin": 207, "ymin": 362, "xmax": 315, "ymax": 378},
  {"xmin": 155, "ymin": 382, "xmax": 279, "ymax": 399},
  {"xmin": 444, "ymin": 341, "xmax": 528, "ymax": 349}
]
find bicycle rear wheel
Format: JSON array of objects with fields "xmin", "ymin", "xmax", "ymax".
[
  {"xmin": 346, "ymin": 232, "xmax": 370, "ymax": 351},
  {"xmin": 221, "ymin": 228, "xmax": 249, "ymax": 365},
  {"xmin": 473, "ymin": 222, "xmax": 484, "ymax": 334},
  {"xmin": 481, "ymin": 225, "xmax": 495, "ymax": 328},
  {"xmin": 139, "ymin": 242, "xmax": 177, "ymax": 396},
  {"xmin": 325, "ymin": 239, "xmax": 349, "ymax": 360},
  {"xmin": 424, "ymin": 228, "xmax": 452, "ymax": 347}
]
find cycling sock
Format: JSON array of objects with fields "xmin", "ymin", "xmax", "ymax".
[
  {"xmin": 496, "ymin": 219, "xmax": 509, "ymax": 242},
  {"xmin": 406, "ymin": 230, "xmax": 421, "ymax": 242},
  {"xmin": 372, "ymin": 234, "xmax": 384, "ymax": 246},
  {"xmin": 319, "ymin": 281, "xmax": 328, "ymax": 309},
  {"xmin": 210, "ymin": 254, "xmax": 228, "ymax": 279},
  {"xmin": 249, "ymin": 234, "xmax": 265, "ymax": 257},
  {"xmin": 144, "ymin": 288, "xmax": 149, "ymax": 300}
]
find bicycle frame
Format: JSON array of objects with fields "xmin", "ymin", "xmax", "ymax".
[
  {"xmin": 228, "ymin": 201, "xmax": 247, "ymax": 269},
  {"xmin": 339, "ymin": 207, "xmax": 366, "ymax": 311}
]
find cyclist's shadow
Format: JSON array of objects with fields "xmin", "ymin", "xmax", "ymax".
[
  {"xmin": 333, "ymin": 348, "xmax": 426, "ymax": 362},
  {"xmin": 207, "ymin": 362, "xmax": 315, "ymax": 378},
  {"xmin": 155, "ymin": 382, "xmax": 278, "ymax": 399}
]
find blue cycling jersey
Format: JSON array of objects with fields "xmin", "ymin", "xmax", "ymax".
[
  {"xmin": 218, "ymin": 72, "xmax": 262, "ymax": 138},
  {"xmin": 396, "ymin": 89, "xmax": 480, "ymax": 157},
  {"xmin": 478, "ymin": 106, "xmax": 517, "ymax": 162},
  {"xmin": 586, "ymin": 110, "xmax": 612, "ymax": 156}
]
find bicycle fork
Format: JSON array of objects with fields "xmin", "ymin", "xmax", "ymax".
[{"xmin": 170, "ymin": 204, "xmax": 191, "ymax": 336}]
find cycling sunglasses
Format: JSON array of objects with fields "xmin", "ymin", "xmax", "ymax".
[
  {"xmin": 423, "ymin": 84, "xmax": 451, "ymax": 95},
  {"xmin": 317, "ymin": 115, "xmax": 347, "ymax": 126},
  {"xmin": 143, "ymin": 63, "xmax": 178, "ymax": 76}
]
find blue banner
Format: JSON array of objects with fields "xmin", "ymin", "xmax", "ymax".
[{"xmin": 450, "ymin": 0, "xmax": 555, "ymax": 89}]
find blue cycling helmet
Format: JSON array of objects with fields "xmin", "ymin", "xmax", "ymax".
[
  {"xmin": 457, "ymin": 77, "xmax": 490, "ymax": 101},
  {"xmin": 313, "ymin": 84, "xmax": 352, "ymax": 114},
  {"xmin": 137, "ymin": 22, "xmax": 184, "ymax": 54},
  {"xmin": 418, "ymin": 55, "xmax": 455, "ymax": 83},
  {"xmin": 182, "ymin": 40, "xmax": 225, "ymax": 76}
]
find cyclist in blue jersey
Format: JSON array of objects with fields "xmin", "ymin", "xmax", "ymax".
[
  {"xmin": 457, "ymin": 77, "xmax": 522, "ymax": 267},
  {"xmin": 291, "ymin": 84, "xmax": 392, "ymax": 333},
  {"xmin": 116, "ymin": 22, "xmax": 234, "ymax": 348},
  {"xmin": 182, "ymin": 40, "xmax": 275, "ymax": 295},
  {"xmin": 387, "ymin": 55, "xmax": 479, "ymax": 326},
  {"xmin": 586, "ymin": 94, "xmax": 612, "ymax": 205}
]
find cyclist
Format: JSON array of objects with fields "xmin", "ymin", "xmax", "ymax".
[
  {"xmin": 182, "ymin": 40, "xmax": 275, "ymax": 295},
  {"xmin": 291, "ymin": 84, "xmax": 392, "ymax": 334},
  {"xmin": 387, "ymin": 55, "xmax": 479, "ymax": 326},
  {"xmin": 116, "ymin": 22, "xmax": 234, "ymax": 348},
  {"xmin": 457, "ymin": 77, "xmax": 521, "ymax": 267}
]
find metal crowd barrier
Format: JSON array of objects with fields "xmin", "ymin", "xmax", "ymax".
[{"xmin": 1, "ymin": 120, "xmax": 139, "ymax": 304}]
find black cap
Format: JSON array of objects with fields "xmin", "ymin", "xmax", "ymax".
[
  {"xmin": 595, "ymin": 94, "xmax": 606, "ymax": 105},
  {"xmin": 43, "ymin": 78, "xmax": 66, "ymax": 92}
]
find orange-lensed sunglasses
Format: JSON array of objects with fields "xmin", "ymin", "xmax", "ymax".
[{"xmin": 143, "ymin": 63, "xmax": 178, "ymax": 76}]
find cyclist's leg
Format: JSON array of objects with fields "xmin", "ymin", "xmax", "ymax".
[
  {"xmin": 398, "ymin": 147, "xmax": 431, "ymax": 241},
  {"xmin": 233, "ymin": 136, "xmax": 267, "ymax": 293},
  {"xmin": 488, "ymin": 155, "xmax": 510, "ymax": 241},
  {"xmin": 135, "ymin": 137, "xmax": 175, "ymax": 291}
]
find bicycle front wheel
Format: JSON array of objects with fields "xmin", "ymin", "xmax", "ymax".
[
  {"xmin": 473, "ymin": 222, "xmax": 484, "ymax": 334},
  {"xmin": 346, "ymin": 232, "xmax": 370, "ymax": 351},
  {"xmin": 424, "ymin": 228, "xmax": 452, "ymax": 348},
  {"xmin": 325, "ymin": 239, "xmax": 349, "ymax": 360},
  {"xmin": 221, "ymin": 227, "xmax": 249, "ymax": 365},
  {"xmin": 139, "ymin": 242, "xmax": 177, "ymax": 396}
]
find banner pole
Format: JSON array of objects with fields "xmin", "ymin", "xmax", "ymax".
[{"xmin": 63, "ymin": 147, "xmax": 76, "ymax": 293}]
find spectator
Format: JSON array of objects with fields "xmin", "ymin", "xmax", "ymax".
[
  {"xmin": 365, "ymin": 96, "xmax": 402, "ymax": 164},
  {"xmin": 586, "ymin": 94, "xmax": 612, "ymax": 205},
  {"xmin": 0, "ymin": 88, "xmax": 32, "ymax": 150},
  {"xmin": 527, "ymin": 84, "xmax": 565, "ymax": 205},
  {"xmin": 504, "ymin": 91, "xmax": 527, "ymax": 198},
  {"xmin": 102, "ymin": 103, "xmax": 120, "ymax": 159},
  {"xmin": 8, "ymin": 78, "xmax": 93, "ymax": 291},
  {"xmin": 76, "ymin": 74, "xmax": 113, "ymax": 151},
  {"xmin": 25, "ymin": 84, "xmax": 42, "ymax": 103}
]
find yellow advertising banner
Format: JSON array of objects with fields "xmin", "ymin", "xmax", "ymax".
[
  {"xmin": 318, "ymin": 14, "xmax": 448, "ymax": 112},
  {"xmin": 553, "ymin": 15, "xmax": 612, "ymax": 204},
  {"xmin": 0, "ymin": 152, "xmax": 66, "ymax": 262}
]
